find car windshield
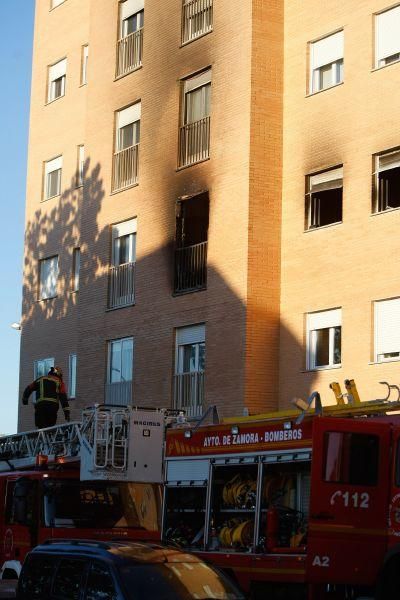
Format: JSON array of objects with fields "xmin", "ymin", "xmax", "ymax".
[
  {"xmin": 42, "ymin": 480, "xmax": 161, "ymax": 530},
  {"xmin": 119, "ymin": 562, "xmax": 245, "ymax": 600}
]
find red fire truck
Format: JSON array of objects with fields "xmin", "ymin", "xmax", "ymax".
[
  {"xmin": 0, "ymin": 406, "xmax": 164, "ymax": 580},
  {"xmin": 163, "ymin": 381, "xmax": 400, "ymax": 600}
]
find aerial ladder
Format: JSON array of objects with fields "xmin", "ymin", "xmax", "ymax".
[{"xmin": 0, "ymin": 405, "xmax": 166, "ymax": 483}]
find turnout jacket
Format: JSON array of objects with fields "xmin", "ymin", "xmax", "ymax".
[{"xmin": 22, "ymin": 375, "xmax": 70, "ymax": 419}]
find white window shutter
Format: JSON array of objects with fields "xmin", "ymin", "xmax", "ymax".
[
  {"xmin": 375, "ymin": 298, "xmax": 400, "ymax": 357},
  {"xmin": 308, "ymin": 309, "xmax": 341, "ymax": 331},
  {"xmin": 49, "ymin": 58, "xmax": 67, "ymax": 82},
  {"xmin": 376, "ymin": 7, "xmax": 400, "ymax": 63},
  {"xmin": 112, "ymin": 218, "xmax": 137, "ymax": 240},
  {"xmin": 311, "ymin": 31, "xmax": 344, "ymax": 69},
  {"xmin": 117, "ymin": 103, "xmax": 141, "ymax": 129},
  {"xmin": 45, "ymin": 156, "xmax": 63, "ymax": 175},
  {"xmin": 378, "ymin": 150, "xmax": 400, "ymax": 172},
  {"xmin": 184, "ymin": 70, "xmax": 212, "ymax": 93},
  {"xmin": 176, "ymin": 324, "xmax": 205, "ymax": 345},
  {"xmin": 310, "ymin": 167, "xmax": 343, "ymax": 192},
  {"xmin": 121, "ymin": 0, "xmax": 144, "ymax": 20}
]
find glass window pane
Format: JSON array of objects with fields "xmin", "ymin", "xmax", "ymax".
[
  {"xmin": 119, "ymin": 123, "xmax": 134, "ymax": 150},
  {"xmin": 320, "ymin": 64, "xmax": 333, "ymax": 89},
  {"xmin": 186, "ymin": 87, "xmax": 204, "ymax": 123},
  {"xmin": 198, "ymin": 342, "xmax": 206, "ymax": 371},
  {"xmin": 85, "ymin": 562, "xmax": 118, "ymax": 600},
  {"xmin": 121, "ymin": 338, "xmax": 133, "ymax": 381},
  {"xmin": 315, "ymin": 328, "xmax": 330, "ymax": 367},
  {"xmin": 110, "ymin": 341, "xmax": 122, "ymax": 383},
  {"xmin": 323, "ymin": 432, "xmax": 379, "ymax": 486},
  {"xmin": 47, "ymin": 168, "xmax": 61, "ymax": 198},
  {"xmin": 333, "ymin": 326, "xmax": 341, "ymax": 364},
  {"xmin": 20, "ymin": 556, "xmax": 56, "ymax": 599},
  {"xmin": 53, "ymin": 559, "xmax": 87, "ymax": 600},
  {"xmin": 182, "ymin": 344, "xmax": 196, "ymax": 372}
]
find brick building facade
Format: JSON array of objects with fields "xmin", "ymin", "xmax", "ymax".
[{"xmin": 19, "ymin": 0, "xmax": 400, "ymax": 430}]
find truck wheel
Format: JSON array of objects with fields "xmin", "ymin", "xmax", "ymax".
[{"xmin": 376, "ymin": 557, "xmax": 400, "ymax": 600}]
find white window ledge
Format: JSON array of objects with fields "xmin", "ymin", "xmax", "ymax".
[
  {"xmin": 302, "ymin": 364, "xmax": 342, "ymax": 373},
  {"xmin": 306, "ymin": 81, "xmax": 344, "ymax": 98}
]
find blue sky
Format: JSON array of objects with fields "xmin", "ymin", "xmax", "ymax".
[{"xmin": 0, "ymin": 2, "xmax": 35, "ymax": 434}]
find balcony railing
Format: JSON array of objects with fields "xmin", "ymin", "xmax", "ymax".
[
  {"xmin": 174, "ymin": 241, "xmax": 207, "ymax": 294},
  {"xmin": 178, "ymin": 116, "xmax": 210, "ymax": 168},
  {"xmin": 108, "ymin": 262, "xmax": 135, "ymax": 309},
  {"xmin": 173, "ymin": 371, "xmax": 204, "ymax": 419},
  {"xmin": 105, "ymin": 381, "xmax": 133, "ymax": 406},
  {"xmin": 182, "ymin": 0, "xmax": 213, "ymax": 44},
  {"xmin": 116, "ymin": 28, "xmax": 143, "ymax": 78},
  {"xmin": 112, "ymin": 144, "xmax": 139, "ymax": 192}
]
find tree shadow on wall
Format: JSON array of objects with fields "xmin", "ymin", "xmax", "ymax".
[{"xmin": 19, "ymin": 155, "xmax": 323, "ymax": 433}]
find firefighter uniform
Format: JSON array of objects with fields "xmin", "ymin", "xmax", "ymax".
[{"xmin": 21, "ymin": 370, "xmax": 70, "ymax": 429}]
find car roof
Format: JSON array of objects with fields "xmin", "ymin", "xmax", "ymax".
[{"xmin": 29, "ymin": 540, "xmax": 202, "ymax": 565}]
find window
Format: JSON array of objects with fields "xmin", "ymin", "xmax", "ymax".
[
  {"xmin": 120, "ymin": 0, "xmax": 144, "ymax": 38},
  {"xmin": 19, "ymin": 556, "xmax": 56, "ymax": 599},
  {"xmin": 85, "ymin": 562, "xmax": 117, "ymax": 600},
  {"xmin": 323, "ymin": 432, "xmax": 379, "ymax": 486},
  {"xmin": 373, "ymin": 149, "xmax": 400, "ymax": 212},
  {"xmin": 374, "ymin": 297, "xmax": 400, "ymax": 362},
  {"xmin": 112, "ymin": 103, "xmax": 141, "ymax": 191},
  {"xmin": 68, "ymin": 354, "xmax": 77, "ymax": 398},
  {"xmin": 182, "ymin": 0, "xmax": 213, "ymax": 44},
  {"xmin": 72, "ymin": 248, "xmax": 80, "ymax": 291},
  {"xmin": 375, "ymin": 5, "xmax": 400, "ymax": 68},
  {"xmin": 77, "ymin": 145, "xmax": 85, "ymax": 187},
  {"xmin": 179, "ymin": 70, "xmax": 211, "ymax": 167},
  {"xmin": 44, "ymin": 156, "xmax": 62, "ymax": 200},
  {"xmin": 307, "ymin": 308, "xmax": 341, "ymax": 370},
  {"xmin": 108, "ymin": 337, "xmax": 134, "ymax": 384},
  {"xmin": 309, "ymin": 31, "xmax": 344, "ymax": 93},
  {"xmin": 53, "ymin": 559, "xmax": 88, "ymax": 600},
  {"xmin": 34, "ymin": 357, "xmax": 54, "ymax": 379},
  {"xmin": 176, "ymin": 324, "xmax": 205, "ymax": 375},
  {"xmin": 39, "ymin": 256, "xmax": 59, "ymax": 300},
  {"xmin": 112, "ymin": 219, "xmax": 137, "ymax": 267},
  {"xmin": 116, "ymin": 103, "xmax": 141, "ymax": 151},
  {"xmin": 306, "ymin": 167, "xmax": 343, "ymax": 229},
  {"xmin": 116, "ymin": 0, "xmax": 144, "ymax": 77},
  {"xmin": 174, "ymin": 193, "xmax": 209, "ymax": 293},
  {"xmin": 183, "ymin": 70, "xmax": 211, "ymax": 125},
  {"xmin": 47, "ymin": 58, "xmax": 67, "ymax": 102},
  {"xmin": 108, "ymin": 220, "xmax": 136, "ymax": 308},
  {"xmin": 81, "ymin": 45, "xmax": 89, "ymax": 85},
  {"xmin": 174, "ymin": 324, "xmax": 205, "ymax": 417}
]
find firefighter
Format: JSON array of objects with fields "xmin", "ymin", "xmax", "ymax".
[{"xmin": 21, "ymin": 367, "xmax": 71, "ymax": 429}]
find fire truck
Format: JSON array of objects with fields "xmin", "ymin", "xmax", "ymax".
[
  {"xmin": 0, "ymin": 405, "xmax": 165, "ymax": 581},
  {"xmin": 2, "ymin": 382, "xmax": 400, "ymax": 599},
  {"xmin": 162, "ymin": 380, "xmax": 400, "ymax": 600}
]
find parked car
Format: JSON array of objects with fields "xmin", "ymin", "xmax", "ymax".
[{"xmin": 16, "ymin": 539, "xmax": 245, "ymax": 600}]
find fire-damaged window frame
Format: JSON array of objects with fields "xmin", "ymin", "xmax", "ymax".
[
  {"xmin": 373, "ymin": 148, "xmax": 400, "ymax": 214},
  {"xmin": 305, "ymin": 166, "xmax": 343, "ymax": 230},
  {"xmin": 174, "ymin": 191, "xmax": 209, "ymax": 294}
]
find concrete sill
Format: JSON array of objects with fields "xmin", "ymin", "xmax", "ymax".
[{"xmin": 306, "ymin": 81, "xmax": 344, "ymax": 98}]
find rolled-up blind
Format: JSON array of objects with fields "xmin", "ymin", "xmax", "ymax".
[
  {"xmin": 121, "ymin": 0, "xmax": 144, "ymax": 20},
  {"xmin": 49, "ymin": 58, "xmax": 67, "ymax": 82},
  {"xmin": 311, "ymin": 31, "xmax": 344, "ymax": 69},
  {"xmin": 375, "ymin": 298, "xmax": 400, "ymax": 356},
  {"xmin": 376, "ymin": 6, "xmax": 400, "ymax": 63}
]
